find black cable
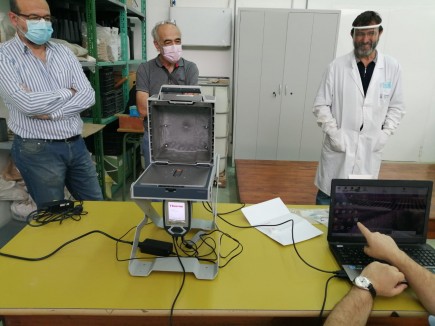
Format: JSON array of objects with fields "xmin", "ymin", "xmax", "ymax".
[
  {"xmin": 319, "ymin": 275, "xmax": 339, "ymax": 324},
  {"xmin": 204, "ymin": 200, "xmax": 340, "ymax": 274},
  {"xmin": 202, "ymin": 201, "xmax": 246, "ymax": 215},
  {"xmin": 199, "ymin": 229, "xmax": 244, "ymax": 268},
  {"xmin": 115, "ymin": 226, "xmax": 137, "ymax": 262},
  {"xmin": 202, "ymin": 200, "xmax": 292, "ymax": 229},
  {"xmin": 203, "ymin": 200, "xmax": 344, "ymax": 319},
  {"xmin": 173, "ymin": 229, "xmax": 243, "ymax": 268},
  {"xmin": 0, "ymin": 230, "xmax": 132, "ymax": 261},
  {"xmin": 170, "ymin": 236, "xmax": 186, "ymax": 326},
  {"xmin": 26, "ymin": 201, "xmax": 87, "ymax": 227},
  {"xmin": 289, "ymin": 219, "xmax": 340, "ymax": 275}
]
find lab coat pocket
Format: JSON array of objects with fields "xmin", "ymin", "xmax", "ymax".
[
  {"xmin": 373, "ymin": 130, "xmax": 389, "ymax": 152},
  {"xmin": 327, "ymin": 129, "xmax": 345, "ymax": 153}
]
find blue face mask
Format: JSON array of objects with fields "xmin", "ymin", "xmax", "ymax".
[{"xmin": 22, "ymin": 19, "xmax": 53, "ymax": 45}]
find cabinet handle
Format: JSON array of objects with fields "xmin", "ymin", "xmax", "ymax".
[
  {"xmin": 285, "ymin": 85, "xmax": 293, "ymax": 96},
  {"xmin": 278, "ymin": 84, "xmax": 282, "ymax": 96}
]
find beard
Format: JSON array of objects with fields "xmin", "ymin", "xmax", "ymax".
[{"xmin": 353, "ymin": 39, "xmax": 378, "ymax": 58}]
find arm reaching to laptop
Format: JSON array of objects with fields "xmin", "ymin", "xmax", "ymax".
[
  {"xmin": 324, "ymin": 261, "xmax": 407, "ymax": 326},
  {"xmin": 358, "ymin": 222, "xmax": 435, "ymax": 314}
]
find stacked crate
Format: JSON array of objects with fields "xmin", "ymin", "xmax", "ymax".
[
  {"xmin": 81, "ymin": 67, "xmax": 118, "ymax": 118},
  {"xmin": 100, "ymin": 67, "xmax": 117, "ymax": 118},
  {"xmin": 114, "ymin": 88, "xmax": 124, "ymax": 114}
]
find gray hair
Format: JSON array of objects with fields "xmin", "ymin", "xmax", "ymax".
[{"xmin": 151, "ymin": 20, "xmax": 179, "ymax": 42}]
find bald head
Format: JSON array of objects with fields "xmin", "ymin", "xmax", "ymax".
[{"xmin": 10, "ymin": 0, "xmax": 50, "ymax": 15}]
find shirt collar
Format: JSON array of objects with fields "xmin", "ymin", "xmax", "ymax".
[
  {"xmin": 355, "ymin": 50, "xmax": 378, "ymax": 64},
  {"xmin": 12, "ymin": 33, "xmax": 52, "ymax": 55},
  {"xmin": 12, "ymin": 34, "xmax": 28, "ymax": 54}
]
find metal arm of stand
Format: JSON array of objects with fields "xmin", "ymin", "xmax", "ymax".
[{"xmin": 128, "ymin": 199, "xmax": 219, "ymax": 280}]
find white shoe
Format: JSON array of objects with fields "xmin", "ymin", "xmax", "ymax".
[
  {"xmin": 10, "ymin": 198, "xmax": 37, "ymax": 222},
  {"xmin": 0, "ymin": 177, "xmax": 28, "ymax": 201}
]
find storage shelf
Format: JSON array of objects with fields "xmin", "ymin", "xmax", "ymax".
[
  {"xmin": 97, "ymin": 61, "xmax": 128, "ymax": 67},
  {"xmin": 128, "ymin": 59, "xmax": 145, "ymax": 65},
  {"xmin": 82, "ymin": 116, "xmax": 119, "ymax": 125},
  {"xmin": 84, "ymin": 0, "xmax": 145, "ymax": 199},
  {"xmin": 95, "ymin": 0, "xmax": 125, "ymax": 11},
  {"xmin": 80, "ymin": 61, "xmax": 96, "ymax": 72},
  {"xmin": 127, "ymin": 6, "xmax": 145, "ymax": 18}
]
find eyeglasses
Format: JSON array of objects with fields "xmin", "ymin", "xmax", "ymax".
[
  {"xmin": 155, "ymin": 19, "xmax": 176, "ymax": 27},
  {"xmin": 14, "ymin": 13, "xmax": 52, "ymax": 22}
]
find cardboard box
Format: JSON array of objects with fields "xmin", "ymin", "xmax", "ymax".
[{"xmin": 116, "ymin": 114, "xmax": 144, "ymax": 132}]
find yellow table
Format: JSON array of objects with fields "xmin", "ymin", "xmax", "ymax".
[{"xmin": 0, "ymin": 202, "xmax": 428, "ymax": 325}]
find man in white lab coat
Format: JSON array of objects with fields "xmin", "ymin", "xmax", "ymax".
[{"xmin": 313, "ymin": 11, "xmax": 405, "ymax": 204}]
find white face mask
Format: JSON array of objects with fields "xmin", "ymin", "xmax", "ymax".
[{"xmin": 162, "ymin": 44, "xmax": 182, "ymax": 63}]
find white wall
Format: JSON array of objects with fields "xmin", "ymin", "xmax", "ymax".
[{"xmin": 146, "ymin": 0, "xmax": 435, "ymax": 163}]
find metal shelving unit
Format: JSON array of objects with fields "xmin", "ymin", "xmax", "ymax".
[
  {"xmin": 83, "ymin": 0, "xmax": 146, "ymax": 197},
  {"xmin": 47, "ymin": 0, "xmax": 146, "ymax": 198}
]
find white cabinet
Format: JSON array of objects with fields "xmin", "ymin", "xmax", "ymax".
[
  {"xmin": 233, "ymin": 9, "xmax": 340, "ymax": 161},
  {"xmin": 200, "ymin": 77, "xmax": 230, "ymax": 174}
]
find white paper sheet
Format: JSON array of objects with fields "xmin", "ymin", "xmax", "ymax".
[{"xmin": 241, "ymin": 198, "xmax": 323, "ymax": 246}]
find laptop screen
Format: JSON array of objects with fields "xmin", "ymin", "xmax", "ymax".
[{"xmin": 328, "ymin": 179, "xmax": 433, "ymax": 244}]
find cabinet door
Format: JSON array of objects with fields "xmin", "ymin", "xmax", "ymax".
[
  {"xmin": 277, "ymin": 12, "xmax": 314, "ymax": 160},
  {"xmin": 233, "ymin": 10, "xmax": 265, "ymax": 159},
  {"xmin": 234, "ymin": 10, "xmax": 339, "ymax": 161},
  {"xmin": 255, "ymin": 11, "xmax": 288, "ymax": 160},
  {"xmin": 299, "ymin": 12, "xmax": 339, "ymax": 160},
  {"xmin": 278, "ymin": 11, "xmax": 339, "ymax": 161}
]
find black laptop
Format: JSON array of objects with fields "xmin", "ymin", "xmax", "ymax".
[{"xmin": 328, "ymin": 179, "xmax": 435, "ymax": 281}]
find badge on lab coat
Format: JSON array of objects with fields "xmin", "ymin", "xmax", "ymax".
[{"xmin": 380, "ymin": 81, "xmax": 391, "ymax": 104}]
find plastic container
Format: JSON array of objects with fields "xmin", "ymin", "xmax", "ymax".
[{"xmin": 129, "ymin": 105, "xmax": 139, "ymax": 117}]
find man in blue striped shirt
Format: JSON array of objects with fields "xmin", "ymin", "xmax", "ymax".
[{"xmin": 0, "ymin": 0, "xmax": 103, "ymax": 208}]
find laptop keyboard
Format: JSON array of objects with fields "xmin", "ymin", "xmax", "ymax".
[
  {"xmin": 402, "ymin": 247, "xmax": 435, "ymax": 266},
  {"xmin": 336, "ymin": 247, "xmax": 375, "ymax": 265},
  {"xmin": 337, "ymin": 246, "xmax": 435, "ymax": 269}
]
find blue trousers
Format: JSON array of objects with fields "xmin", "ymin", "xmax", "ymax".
[
  {"xmin": 316, "ymin": 189, "xmax": 331, "ymax": 205},
  {"xmin": 12, "ymin": 135, "xmax": 103, "ymax": 208}
]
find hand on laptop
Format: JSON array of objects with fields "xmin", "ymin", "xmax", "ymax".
[
  {"xmin": 360, "ymin": 261, "xmax": 408, "ymax": 297},
  {"xmin": 357, "ymin": 222, "xmax": 435, "ymax": 315},
  {"xmin": 357, "ymin": 222, "xmax": 402, "ymax": 263}
]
